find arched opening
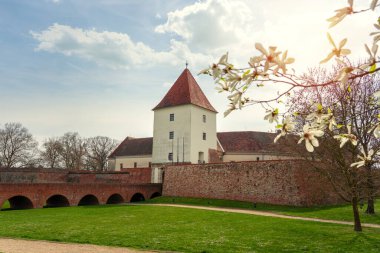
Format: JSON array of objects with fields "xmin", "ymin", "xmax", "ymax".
[
  {"xmin": 150, "ymin": 192, "xmax": 161, "ymax": 199},
  {"xmin": 45, "ymin": 195, "xmax": 70, "ymax": 208},
  {"xmin": 106, "ymin": 194, "xmax": 124, "ymax": 204},
  {"xmin": 7, "ymin": 196, "xmax": 33, "ymax": 210},
  {"xmin": 78, "ymin": 194, "xmax": 99, "ymax": 206},
  {"xmin": 130, "ymin": 193, "xmax": 145, "ymax": 202}
]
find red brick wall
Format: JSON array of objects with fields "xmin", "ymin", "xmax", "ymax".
[
  {"xmin": 0, "ymin": 167, "xmax": 152, "ymax": 184},
  {"xmin": 0, "ymin": 168, "xmax": 161, "ymax": 209},
  {"xmin": 162, "ymin": 160, "xmax": 342, "ymax": 206}
]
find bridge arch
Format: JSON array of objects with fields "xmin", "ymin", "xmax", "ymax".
[
  {"xmin": 78, "ymin": 194, "xmax": 99, "ymax": 206},
  {"xmin": 45, "ymin": 194, "xmax": 70, "ymax": 208},
  {"xmin": 130, "ymin": 192, "xmax": 145, "ymax": 202},
  {"xmin": 7, "ymin": 195, "xmax": 34, "ymax": 210},
  {"xmin": 106, "ymin": 193, "xmax": 124, "ymax": 204},
  {"xmin": 150, "ymin": 192, "xmax": 161, "ymax": 199}
]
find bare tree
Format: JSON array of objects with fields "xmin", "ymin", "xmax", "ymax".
[
  {"xmin": 59, "ymin": 132, "xmax": 86, "ymax": 170},
  {"xmin": 85, "ymin": 136, "xmax": 118, "ymax": 171},
  {"xmin": 0, "ymin": 122, "xmax": 38, "ymax": 168},
  {"xmin": 288, "ymin": 66, "xmax": 380, "ymax": 231},
  {"xmin": 40, "ymin": 137, "xmax": 63, "ymax": 168}
]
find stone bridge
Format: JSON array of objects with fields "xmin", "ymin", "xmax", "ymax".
[{"xmin": 0, "ymin": 168, "xmax": 162, "ymax": 210}]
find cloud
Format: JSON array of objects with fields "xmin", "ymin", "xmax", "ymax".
[
  {"xmin": 47, "ymin": 0, "xmax": 61, "ymax": 4},
  {"xmin": 31, "ymin": 23, "xmax": 214, "ymax": 70},
  {"xmin": 31, "ymin": 24, "xmax": 178, "ymax": 69},
  {"xmin": 155, "ymin": 0, "xmax": 377, "ymax": 71},
  {"xmin": 155, "ymin": 0, "xmax": 255, "ymax": 52}
]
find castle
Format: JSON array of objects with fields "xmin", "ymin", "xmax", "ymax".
[{"xmin": 108, "ymin": 68, "xmax": 295, "ymax": 171}]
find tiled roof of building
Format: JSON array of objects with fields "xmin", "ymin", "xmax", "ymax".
[
  {"xmin": 153, "ymin": 69, "xmax": 217, "ymax": 113},
  {"xmin": 109, "ymin": 131, "xmax": 296, "ymax": 158},
  {"xmin": 217, "ymin": 131, "xmax": 295, "ymax": 154},
  {"xmin": 108, "ymin": 137, "xmax": 153, "ymax": 158}
]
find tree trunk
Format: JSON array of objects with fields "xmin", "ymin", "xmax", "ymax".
[
  {"xmin": 366, "ymin": 197, "xmax": 375, "ymax": 214},
  {"xmin": 365, "ymin": 167, "xmax": 375, "ymax": 214},
  {"xmin": 352, "ymin": 197, "xmax": 363, "ymax": 232}
]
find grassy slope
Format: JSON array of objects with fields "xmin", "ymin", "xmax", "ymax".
[
  {"xmin": 145, "ymin": 197, "xmax": 380, "ymax": 224},
  {"xmin": 0, "ymin": 205, "xmax": 379, "ymax": 252}
]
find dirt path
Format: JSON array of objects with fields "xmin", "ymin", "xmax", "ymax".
[
  {"xmin": 0, "ymin": 238, "xmax": 154, "ymax": 253},
  {"xmin": 142, "ymin": 203, "xmax": 380, "ymax": 229}
]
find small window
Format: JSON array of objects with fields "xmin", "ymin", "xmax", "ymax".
[
  {"xmin": 203, "ymin": 115, "xmax": 206, "ymax": 123},
  {"xmin": 256, "ymin": 157, "xmax": 260, "ymax": 161},
  {"xmin": 149, "ymin": 162, "xmax": 152, "ymax": 167},
  {"xmin": 203, "ymin": 132, "xmax": 206, "ymax": 140},
  {"xmin": 120, "ymin": 163, "xmax": 123, "ymax": 169},
  {"xmin": 170, "ymin": 113, "xmax": 174, "ymax": 121},
  {"xmin": 169, "ymin": 131, "xmax": 174, "ymax": 139},
  {"xmin": 134, "ymin": 162, "xmax": 137, "ymax": 168},
  {"xmin": 168, "ymin": 152, "xmax": 173, "ymax": 161}
]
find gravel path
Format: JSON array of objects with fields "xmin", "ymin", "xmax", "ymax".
[
  {"xmin": 142, "ymin": 203, "xmax": 380, "ymax": 229},
  {"xmin": 1, "ymin": 204, "xmax": 379, "ymax": 253},
  {"xmin": 0, "ymin": 238, "xmax": 154, "ymax": 253}
]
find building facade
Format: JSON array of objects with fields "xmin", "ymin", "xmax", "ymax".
[{"xmin": 108, "ymin": 68, "xmax": 295, "ymax": 171}]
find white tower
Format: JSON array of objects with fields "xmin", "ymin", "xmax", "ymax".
[{"xmin": 152, "ymin": 69, "xmax": 217, "ymax": 165}]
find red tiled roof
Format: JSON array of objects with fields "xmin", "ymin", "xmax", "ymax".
[
  {"xmin": 217, "ymin": 131, "xmax": 295, "ymax": 154},
  {"xmin": 108, "ymin": 137, "xmax": 153, "ymax": 158},
  {"xmin": 109, "ymin": 131, "xmax": 296, "ymax": 158},
  {"xmin": 153, "ymin": 69, "xmax": 217, "ymax": 112}
]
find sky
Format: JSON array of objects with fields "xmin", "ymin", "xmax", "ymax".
[{"xmin": 0, "ymin": 0, "xmax": 377, "ymax": 143}]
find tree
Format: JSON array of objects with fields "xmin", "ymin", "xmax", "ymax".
[
  {"xmin": 40, "ymin": 137, "xmax": 63, "ymax": 168},
  {"xmin": 59, "ymin": 132, "xmax": 86, "ymax": 170},
  {"xmin": 0, "ymin": 122, "xmax": 38, "ymax": 168},
  {"xmin": 85, "ymin": 136, "xmax": 118, "ymax": 171},
  {"xmin": 201, "ymin": 0, "xmax": 380, "ymax": 232},
  {"xmin": 288, "ymin": 66, "xmax": 380, "ymax": 230}
]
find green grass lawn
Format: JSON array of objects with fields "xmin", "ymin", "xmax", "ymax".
[
  {"xmin": 145, "ymin": 197, "xmax": 380, "ymax": 225},
  {"xmin": 1, "ymin": 201, "xmax": 10, "ymax": 209},
  {"xmin": 0, "ymin": 204, "xmax": 379, "ymax": 252}
]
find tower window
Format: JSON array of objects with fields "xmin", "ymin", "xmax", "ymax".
[
  {"xmin": 169, "ymin": 131, "xmax": 174, "ymax": 139},
  {"xmin": 168, "ymin": 152, "xmax": 173, "ymax": 161},
  {"xmin": 203, "ymin": 115, "xmax": 206, "ymax": 123},
  {"xmin": 203, "ymin": 132, "xmax": 206, "ymax": 140},
  {"xmin": 170, "ymin": 113, "xmax": 174, "ymax": 121}
]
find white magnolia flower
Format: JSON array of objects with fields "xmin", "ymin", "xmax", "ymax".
[
  {"xmin": 211, "ymin": 63, "xmax": 222, "ymax": 79},
  {"xmin": 264, "ymin": 109, "xmax": 279, "ymax": 123},
  {"xmin": 255, "ymin": 43, "xmax": 281, "ymax": 72},
  {"xmin": 326, "ymin": 0, "xmax": 354, "ymax": 28},
  {"xmin": 228, "ymin": 91, "xmax": 243, "ymax": 109},
  {"xmin": 273, "ymin": 50, "xmax": 295, "ymax": 75},
  {"xmin": 223, "ymin": 103, "xmax": 236, "ymax": 118},
  {"xmin": 335, "ymin": 59, "xmax": 354, "ymax": 87},
  {"xmin": 333, "ymin": 125, "xmax": 358, "ymax": 148},
  {"xmin": 328, "ymin": 115, "xmax": 337, "ymax": 131},
  {"xmin": 274, "ymin": 116, "xmax": 295, "ymax": 143},
  {"xmin": 370, "ymin": 23, "xmax": 380, "ymax": 44},
  {"xmin": 306, "ymin": 104, "xmax": 328, "ymax": 123},
  {"xmin": 320, "ymin": 33, "xmax": 351, "ymax": 64},
  {"xmin": 350, "ymin": 149, "xmax": 374, "ymax": 168},
  {"xmin": 215, "ymin": 81, "xmax": 229, "ymax": 93},
  {"xmin": 363, "ymin": 43, "xmax": 378, "ymax": 69},
  {"xmin": 298, "ymin": 124, "xmax": 324, "ymax": 152}
]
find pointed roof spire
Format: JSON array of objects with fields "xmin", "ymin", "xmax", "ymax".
[{"xmin": 153, "ymin": 69, "xmax": 217, "ymax": 113}]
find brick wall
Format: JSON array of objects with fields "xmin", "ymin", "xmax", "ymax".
[
  {"xmin": 0, "ymin": 167, "xmax": 162, "ymax": 209},
  {"xmin": 163, "ymin": 160, "xmax": 343, "ymax": 206},
  {"xmin": 0, "ymin": 167, "xmax": 152, "ymax": 184}
]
